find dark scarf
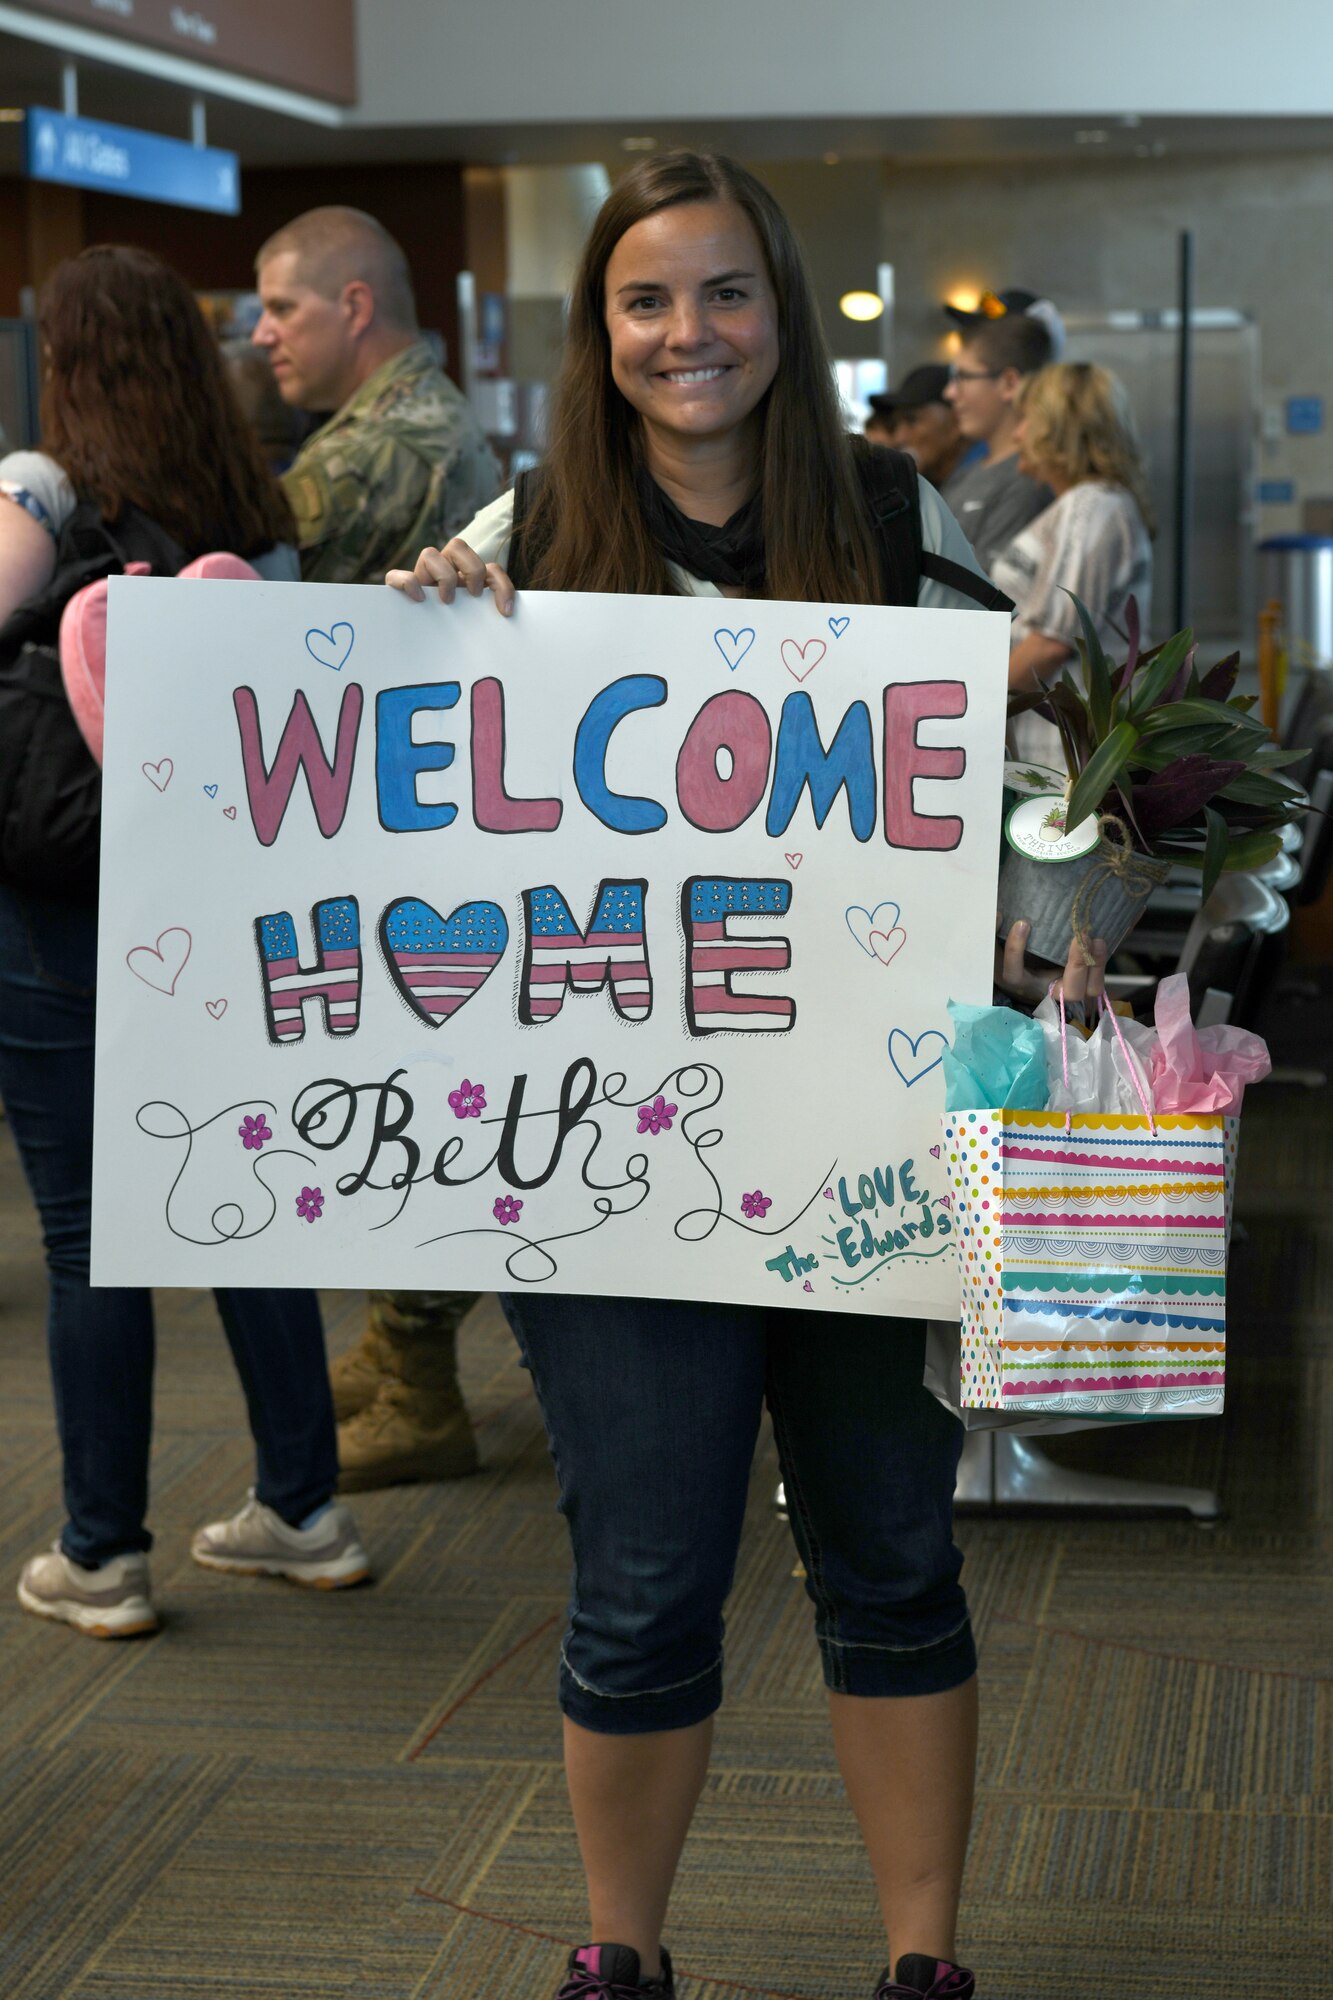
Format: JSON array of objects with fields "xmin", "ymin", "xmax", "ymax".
[{"xmin": 633, "ymin": 465, "xmax": 765, "ymax": 593}]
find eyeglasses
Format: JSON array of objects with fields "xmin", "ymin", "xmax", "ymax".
[{"xmin": 948, "ymin": 364, "xmax": 1002, "ymax": 383}]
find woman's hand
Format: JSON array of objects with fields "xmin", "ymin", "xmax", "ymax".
[
  {"xmin": 385, "ymin": 538, "xmax": 516, "ymax": 615},
  {"xmin": 994, "ymin": 919, "xmax": 1108, "ymax": 1008}
]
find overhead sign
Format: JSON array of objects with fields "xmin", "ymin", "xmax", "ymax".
[
  {"xmin": 15, "ymin": 1, "xmax": 356, "ymax": 105},
  {"xmin": 24, "ymin": 107, "xmax": 239, "ymax": 214},
  {"xmin": 92, "ymin": 582, "xmax": 1009, "ymax": 1316}
]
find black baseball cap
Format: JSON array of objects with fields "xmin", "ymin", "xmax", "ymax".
[{"xmin": 867, "ymin": 363, "xmax": 952, "ymax": 419}]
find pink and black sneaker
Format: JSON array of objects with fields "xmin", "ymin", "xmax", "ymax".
[
  {"xmin": 557, "ymin": 1943, "xmax": 675, "ymax": 1999},
  {"xmin": 875, "ymin": 1955, "xmax": 976, "ymax": 1998}
]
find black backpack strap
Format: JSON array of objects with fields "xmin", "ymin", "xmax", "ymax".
[
  {"xmin": 853, "ymin": 440, "xmax": 921, "ymax": 607},
  {"xmin": 853, "ymin": 437, "xmax": 1015, "ymax": 612},
  {"xmin": 919, "ymin": 547, "xmax": 1015, "ymax": 613}
]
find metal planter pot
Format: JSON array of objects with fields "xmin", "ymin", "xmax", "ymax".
[{"xmin": 997, "ymin": 839, "xmax": 1171, "ymax": 965}]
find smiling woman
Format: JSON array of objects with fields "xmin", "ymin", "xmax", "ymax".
[{"xmin": 380, "ymin": 150, "xmax": 1086, "ymax": 2000}]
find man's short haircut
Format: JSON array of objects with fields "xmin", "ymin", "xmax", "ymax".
[
  {"xmin": 255, "ymin": 207, "xmax": 417, "ymax": 332},
  {"xmin": 964, "ymin": 314, "xmax": 1053, "ymax": 378}
]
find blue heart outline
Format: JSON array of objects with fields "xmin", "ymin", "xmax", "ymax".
[
  {"xmin": 713, "ymin": 626, "xmax": 756, "ymax": 672},
  {"xmin": 845, "ymin": 901, "xmax": 902, "ymax": 957},
  {"xmin": 888, "ymin": 1027, "xmax": 948, "ymax": 1087},
  {"xmin": 829, "ymin": 615, "xmax": 850, "ymax": 638},
  {"xmin": 305, "ymin": 622, "xmax": 356, "ymax": 672}
]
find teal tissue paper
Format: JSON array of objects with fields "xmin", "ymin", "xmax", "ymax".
[{"xmin": 942, "ymin": 1000, "xmax": 1049, "ymax": 1112}]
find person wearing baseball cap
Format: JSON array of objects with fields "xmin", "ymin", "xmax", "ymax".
[
  {"xmin": 865, "ymin": 364, "xmax": 968, "ymax": 489},
  {"xmin": 944, "ymin": 287, "xmax": 1066, "ymax": 357}
]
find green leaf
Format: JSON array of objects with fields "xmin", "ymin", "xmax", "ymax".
[
  {"xmin": 1221, "ymin": 831, "xmax": 1283, "ymax": 871},
  {"xmin": 1066, "ymin": 719, "xmax": 1140, "ymax": 833},
  {"xmin": 1201, "ymin": 806, "xmax": 1230, "ymax": 901},
  {"xmin": 1219, "ymin": 771, "xmax": 1307, "ymax": 805},
  {"xmin": 1071, "ymin": 594, "xmax": 1113, "ymax": 738},
  {"xmin": 1137, "ymin": 697, "xmax": 1262, "ymax": 737},
  {"xmin": 1124, "ymin": 630, "xmax": 1196, "ymax": 717},
  {"xmin": 1153, "ymin": 830, "xmax": 1283, "ymax": 871}
]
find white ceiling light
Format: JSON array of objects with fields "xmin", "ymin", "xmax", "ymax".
[
  {"xmin": 840, "ymin": 291, "xmax": 884, "ymax": 323},
  {"xmin": 621, "ymin": 136, "xmax": 658, "ymax": 152}
]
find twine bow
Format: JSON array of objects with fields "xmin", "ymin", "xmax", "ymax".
[{"xmin": 1067, "ymin": 813, "xmax": 1161, "ymax": 966}]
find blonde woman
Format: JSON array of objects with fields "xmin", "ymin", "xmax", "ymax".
[{"xmin": 993, "ymin": 364, "xmax": 1153, "ymax": 764}]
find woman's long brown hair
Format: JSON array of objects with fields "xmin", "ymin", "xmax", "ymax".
[
  {"xmin": 526, "ymin": 151, "xmax": 882, "ymax": 602},
  {"xmin": 40, "ymin": 245, "xmax": 294, "ymax": 558}
]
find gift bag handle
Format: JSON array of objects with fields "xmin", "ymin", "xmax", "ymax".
[{"xmin": 1050, "ymin": 985, "xmax": 1157, "ymax": 1135}]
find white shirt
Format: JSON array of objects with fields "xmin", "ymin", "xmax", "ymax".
[
  {"xmin": 459, "ymin": 475, "xmax": 994, "ymax": 613},
  {"xmin": 991, "ymin": 480, "xmax": 1152, "ymax": 765}
]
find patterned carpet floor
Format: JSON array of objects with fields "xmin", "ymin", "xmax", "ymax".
[{"xmin": 1, "ymin": 976, "xmax": 1330, "ymax": 1999}]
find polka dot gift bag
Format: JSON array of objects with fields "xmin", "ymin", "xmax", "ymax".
[{"xmin": 941, "ymin": 991, "xmax": 1230, "ymax": 1425}]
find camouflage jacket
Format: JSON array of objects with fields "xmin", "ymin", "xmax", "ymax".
[{"xmin": 282, "ymin": 339, "xmax": 502, "ymax": 585}]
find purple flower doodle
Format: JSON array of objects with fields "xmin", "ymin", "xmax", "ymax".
[
  {"xmin": 238, "ymin": 1112, "xmax": 272, "ymax": 1152},
  {"xmin": 295, "ymin": 1186, "xmax": 324, "ymax": 1224},
  {"xmin": 741, "ymin": 1190, "xmax": 772, "ymax": 1219},
  {"xmin": 493, "ymin": 1195, "xmax": 524, "ymax": 1226},
  {"xmin": 448, "ymin": 1078, "xmax": 487, "ymax": 1120},
  {"xmin": 636, "ymin": 1094, "xmax": 678, "ymax": 1136}
]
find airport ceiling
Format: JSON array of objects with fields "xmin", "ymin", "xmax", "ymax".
[{"xmin": 2, "ymin": 29, "xmax": 1333, "ymax": 175}]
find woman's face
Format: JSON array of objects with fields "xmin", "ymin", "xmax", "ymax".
[{"xmin": 603, "ymin": 200, "xmax": 780, "ymax": 455}]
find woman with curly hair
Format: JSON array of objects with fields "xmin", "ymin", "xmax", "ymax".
[
  {"xmin": 993, "ymin": 362, "xmax": 1154, "ymax": 759},
  {"xmin": 0, "ymin": 246, "xmax": 370, "ymax": 1644}
]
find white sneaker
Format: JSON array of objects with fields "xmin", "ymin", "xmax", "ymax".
[
  {"xmin": 190, "ymin": 1492, "xmax": 370, "ymax": 1589},
  {"xmin": 18, "ymin": 1545, "xmax": 159, "ymax": 1639}
]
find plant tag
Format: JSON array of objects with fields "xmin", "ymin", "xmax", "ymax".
[
  {"xmin": 1003, "ymin": 759, "xmax": 1067, "ymax": 799},
  {"xmin": 1004, "ymin": 793, "xmax": 1100, "ymax": 864}
]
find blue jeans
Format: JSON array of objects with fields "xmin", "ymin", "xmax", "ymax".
[
  {"xmin": 502, "ymin": 1293, "xmax": 974, "ymax": 1733},
  {"xmin": 0, "ymin": 884, "xmax": 337, "ymax": 1568}
]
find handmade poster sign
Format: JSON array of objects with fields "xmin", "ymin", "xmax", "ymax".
[{"xmin": 92, "ymin": 581, "xmax": 1008, "ymax": 1316}]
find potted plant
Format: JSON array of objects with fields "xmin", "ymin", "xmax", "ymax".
[{"xmin": 998, "ymin": 596, "xmax": 1310, "ymax": 963}]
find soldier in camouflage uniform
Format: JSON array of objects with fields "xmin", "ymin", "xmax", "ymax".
[{"xmin": 254, "ymin": 207, "xmax": 502, "ymax": 1488}]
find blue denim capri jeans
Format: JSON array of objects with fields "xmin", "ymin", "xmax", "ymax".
[{"xmin": 502, "ymin": 1292, "xmax": 975, "ymax": 1735}]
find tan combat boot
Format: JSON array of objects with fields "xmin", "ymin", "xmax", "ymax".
[
  {"xmin": 328, "ymin": 1319, "xmax": 393, "ymax": 1424},
  {"xmin": 336, "ymin": 1291, "xmax": 480, "ymax": 1492}
]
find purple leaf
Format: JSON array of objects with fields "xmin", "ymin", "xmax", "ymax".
[
  {"xmin": 1130, "ymin": 755, "xmax": 1247, "ymax": 841},
  {"xmin": 1199, "ymin": 652, "xmax": 1240, "ymax": 703}
]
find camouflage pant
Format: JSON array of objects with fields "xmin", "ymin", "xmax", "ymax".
[{"xmin": 368, "ymin": 1290, "xmax": 480, "ymax": 1347}]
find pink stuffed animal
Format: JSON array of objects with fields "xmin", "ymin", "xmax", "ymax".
[{"xmin": 59, "ymin": 552, "xmax": 261, "ymax": 765}]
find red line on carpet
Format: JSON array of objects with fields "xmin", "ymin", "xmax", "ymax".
[
  {"xmin": 991, "ymin": 1609, "xmax": 1332, "ymax": 1682},
  {"xmin": 408, "ymin": 1610, "xmax": 563, "ymax": 1762},
  {"xmin": 410, "ymin": 1888, "xmax": 816, "ymax": 2000}
]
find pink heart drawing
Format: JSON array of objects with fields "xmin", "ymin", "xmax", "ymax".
[
  {"xmin": 784, "ymin": 852, "xmax": 803, "ymax": 869},
  {"xmin": 781, "ymin": 637, "xmax": 826, "ymax": 683},
  {"xmin": 126, "ymin": 927, "xmax": 192, "ymax": 996},
  {"xmin": 824, "ymin": 1188, "xmax": 834, "ymax": 1201},
  {"xmin": 802, "ymin": 1279, "xmax": 814, "ymax": 1292},
  {"xmin": 223, "ymin": 805, "xmax": 237, "ymax": 820},
  {"xmin": 930, "ymin": 1144, "xmax": 941, "ymax": 1159},
  {"xmin": 142, "ymin": 758, "xmax": 173, "ymax": 792},
  {"xmin": 205, "ymin": 998, "xmax": 228, "ymax": 1020},
  {"xmin": 868, "ymin": 926, "xmax": 907, "ymax": 967}
]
